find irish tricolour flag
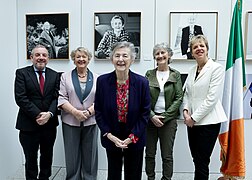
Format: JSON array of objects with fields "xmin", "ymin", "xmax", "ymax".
[{"xmin": 218, "ymin": 0, "xmax": 246, "ymax": 179}]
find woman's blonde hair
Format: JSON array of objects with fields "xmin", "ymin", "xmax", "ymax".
[
  {"xmin": 189, "ymin": 35, "xmax": 209, "ymax": 54},
  {"xmin": 70, "ymin": 47, "xmax": 92, "ymax": 61}
]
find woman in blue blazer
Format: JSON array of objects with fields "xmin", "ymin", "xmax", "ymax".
[{"xmin": 95, "ymin": 42, "xmax": 151, "ymax": 180}]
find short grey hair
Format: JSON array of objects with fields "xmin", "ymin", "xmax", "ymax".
[
  {"xmin": 109, "ymin": 41, "xmax": 136, "ymax": 60},
  {"xmin": 70, "ymin": 47, "xmax": 92, "ymax": 61},
  {"xmin": 153, "ymin": 43, "xmax": 173, "ymax": 63}
]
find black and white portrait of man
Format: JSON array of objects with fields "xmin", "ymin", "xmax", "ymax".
[{"xmin": 26, "ymin": 13, "xmax": 69, "ymax": 60}]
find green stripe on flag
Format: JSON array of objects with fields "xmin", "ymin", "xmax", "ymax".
[{"xmin": 226, "ymin": 0, "xmax": 245, "ymax": 86}]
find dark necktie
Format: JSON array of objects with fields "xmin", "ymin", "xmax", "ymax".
[{"xmin": 38, "ymin": 71, "xmax": 45, "ymax": 94}]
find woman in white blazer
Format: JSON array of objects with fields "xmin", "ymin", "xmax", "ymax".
[
  {"xmin": 58, "ymin": 47, "xmax": 98, "ymax": 180},
  {"xmin": 183, "ymin": 35, "xmax": 227, "ymax": 180}
]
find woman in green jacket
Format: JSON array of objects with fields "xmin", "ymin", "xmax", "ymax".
[{"xmin": 145, "ymin": 43, "xmax": 183, "ymax": 180}]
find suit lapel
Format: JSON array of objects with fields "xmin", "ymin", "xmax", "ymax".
[
  {"xmin": 82, "ymin": 69, "xmax": 93, "ymax": 101},
  {"xmin": 194, "ymin": 59, "xmax": 212, "ymax": 82},
  {"xmin": 28, "ymin": 66, "xmax": 41, "ymax": 94},
  {"xmin": 43, "ymin": 68, "xmax": 51, "ymax": 95},
  {"xmin": 72, "ymin": 68, "xmax": 83, "ymax": 104},
  {"xmin": 108, "ymin": 72, "xmax": 118, "ymax": 116},
  {"xmin": 45, "ymin": 31, "xmax": 53, "ymax": 45},
  {"xmin": 128, "ymin": 71, "xmax": 136, "ymax": 117},
  {"xmin": 148, "ymin": 69, "xmax": 159, "ymax": 87}
]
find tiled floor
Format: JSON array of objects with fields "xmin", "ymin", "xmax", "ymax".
[{"xmin": 8, "ymin": 166, "xmax": 222, "ymax": 180}]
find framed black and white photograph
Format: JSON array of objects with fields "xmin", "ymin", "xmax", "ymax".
[
  {"xmin": 245, "ymin": 11, "xmax": 252, "ymax": 60},
  {"xmin": 26, "ymin": 13, "xmax": 69, "ymax": 60},
  {"xmin": 169, "ymin": 12, "xmax": 218, "ymax": 60},
  {"xmin": 94, "ymin": 12, "xmax": 141, "ymax": 60}
]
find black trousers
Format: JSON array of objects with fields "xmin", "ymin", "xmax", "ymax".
[
  {"xmin": 187, "ymin": 123, "xmax": 221, "ymax": 180},
  {"xmin": 106, "ymin": 148, "xmax": 144, "ymax": 180},
  {"xmin": 19, "ymin": 128, "xmax": 57, "ymax": 180}
]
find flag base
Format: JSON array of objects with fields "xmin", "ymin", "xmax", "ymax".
[
  {"xmin": 218, "ymin": 175, "xmax": 245, "ymax": 180},
  {"xmin": 218, "ymin": 177, "xmax": 231, "ymax": 180}
]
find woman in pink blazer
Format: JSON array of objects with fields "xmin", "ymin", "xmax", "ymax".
[{"xmin": 58, "ymin": 47, "xmax": 98, "ymax": 180}]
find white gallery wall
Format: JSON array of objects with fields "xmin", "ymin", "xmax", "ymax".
[
  {"xmin": 0, "ymin": 0, "xmax": 252, "ymax": 179},
  {"xmin": 0, "ymin": 0, "xmax": 23, "ymax": 179}
]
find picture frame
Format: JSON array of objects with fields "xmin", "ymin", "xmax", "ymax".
[
  {"xmin": 181, "ymin": 73, "xmax": 188, "ymax": 86},
  {"xmin": 245, "ymin": 11, "xmax": 252, "ymax": 60},
  {"xmin": 169, "ymin": 12, "xmax": 218, "ymax": 60},
  {"xmin": 243, "ymin": 74, "xmax": 252, "ymax": 119},
  {"xmin": 94, "ymin": 12, "xmax": 141, "ymax": 60},
  {"xmin": 26, "ymin": 13, "xmax": 69, "ymax": 60}
]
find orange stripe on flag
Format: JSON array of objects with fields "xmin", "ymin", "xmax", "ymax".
[{"xmin": 219, "ymin": 118, "xmax": 245, "ymax": 177}]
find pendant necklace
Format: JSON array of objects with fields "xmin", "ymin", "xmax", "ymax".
[{"xmin": 78, "ymin": 71, "xmax": 87, "ymax": 78}]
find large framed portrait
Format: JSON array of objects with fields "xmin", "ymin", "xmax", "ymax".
[
  {"xmin": 245, "ymin": 11, "xmax": 252, "ymax": 60},
  {"xmin": 169, "ymin": 12, "xmax": 218, "ymax": 60},
  {"xmin": 26, "ymin": 13, "xmax": 69, "ymax": 60},
  {"xmin": 94, "ymin": 12, "xmax": 141, "ymax": 60}
]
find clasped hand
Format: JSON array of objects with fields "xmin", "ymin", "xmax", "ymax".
[
  {"xmin": 36, "ymin": 112, "xmax": 51, "ymax": 125},
  {"xmin": 72, "ymin": 109, "xmax": 90, "ymax": 122},
  {"xmin": 107, "ymin": 133, "xmax": 131, "ymax": 149},
  {"xmin": 183, "ymin": 111, "xmax": 195, "ymax": 128}
]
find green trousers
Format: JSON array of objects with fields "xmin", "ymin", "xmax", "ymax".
[{"xmin": 145, "ymin": 119, "xmax": 177, "ymax": 180}]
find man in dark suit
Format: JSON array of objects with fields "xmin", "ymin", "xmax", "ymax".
[
  {"xmin": 14, "ymin": 45, "xmax": 59, "ymax": 180},
  {"xmin": 181, "ymin": 15, "xmax": 203, "ymax": 59}
]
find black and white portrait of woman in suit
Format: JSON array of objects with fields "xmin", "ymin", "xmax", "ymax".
[
  {"xmin": 169, "ymin": 12, "xmax": 217, "ymax": 60},
  {"xmin": 181, "ymin": 15, "xmax": 203, "ymax": 59}
]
